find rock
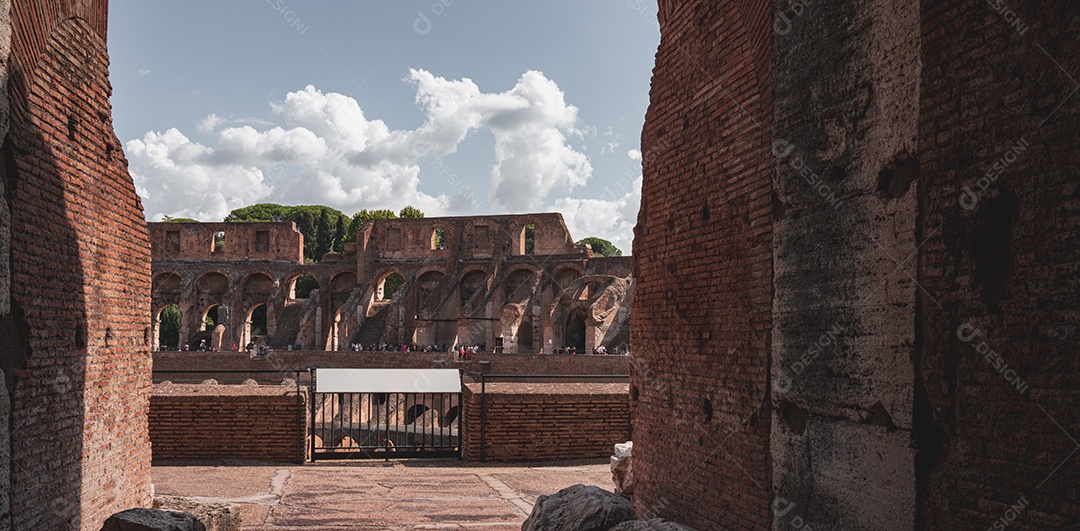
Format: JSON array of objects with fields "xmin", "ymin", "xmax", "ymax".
[
  {"xmin": 611, "ymin": 441, "xmax": 633, "ymax": 496},
  {"xmin": 100, "ymin": 508, "xmax": 206, "ymax": 531},
  {"xmin": 154, "ymin": 495, "xmax": 242, "ymax": 531},
  {"xmin": 522, "ymin": 484, "xmax": 635, "ymax": 531},
  {"xmin": 610, "ymin": 518, "xmax": 699, "ymax": 531}
]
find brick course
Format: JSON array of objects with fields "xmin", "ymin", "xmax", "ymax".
[
  {"xmin": 149, "ymin": 384, "xmax": 303, "ymax": 462},
  {"xmin": 461, "ymin": 383, "xmax": 629, "ymax": 462}
]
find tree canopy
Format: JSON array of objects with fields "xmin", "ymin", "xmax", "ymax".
[
  {"xmin": 225, "ymin": 203, "xmax": 347, "ymax": 262},
  {"xmin": 577, "ymin": 237, "xmax": 623, "ymax": 257},
  {"xmin": 399, "ymin": 205, "xmax": 424, "ymax": 218}
]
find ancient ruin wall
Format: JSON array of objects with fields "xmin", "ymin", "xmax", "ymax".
[
  {"xmin": 635, "ymin": 0, "xmax": 1079, "ymax": 529},
  {"xmin": 631, "ymin": 1, "xmax": 774, "ymax": 528},
  {"xmin": 1, "ymin": 1, "xmax": 152, "ymax": 529},
  {"xmin": 770, "ymin": 0, "xmax": 920, "ymax": 528},
  {"xmin": 917, "ymin": 2, "xmax": 1079, "ymax": 528},
  {"xmin": 149, "ymin": 221, "xmax": 304, "ymax": 262}
]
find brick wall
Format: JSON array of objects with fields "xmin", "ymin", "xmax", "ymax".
[
  {"xmin": 461, "ymin": 383, "xmax": 629, "ymax": 462},
  {"xmin": 917, "ymin": 1, "xmax": 1079, "ymax": 528},
  {"xmin": 1, "ymin": 1, "xmax": 152, "ymax": 529},
  {"xmin": 631, "ymin": 0, "xmax": 774, "ymax": 529},
  {"xmin": 634, "ymin": 0, "xmax": 1078, "ymax": 529},
  {"xmin": 153, "ymin": 350, "xmax": 630, "ymax": 381},
  {"xmin": 150, "ymin": 384, "xmax": 303, "ymax": 462}
]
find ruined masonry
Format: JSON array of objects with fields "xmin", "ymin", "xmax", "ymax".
[
  {"xmin": 631, "ymin": 0, "xmax": 1078, "ymax": 529},
  {"xmin": 149, "ymin": 214, "xmax": 633, "ymax": 354}
]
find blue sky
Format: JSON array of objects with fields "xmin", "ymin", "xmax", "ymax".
[{"xmin": 107, "ymin": 1, "xmax": 660, "ymax": 253}]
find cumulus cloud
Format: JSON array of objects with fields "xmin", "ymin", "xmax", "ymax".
[
  {"xmin": 127, "ymin": 70, "xmax": 593, "ymax": 221},
  {"xmin": 553, "ymin": 150, "xmax": 642, "ymax": 254}
]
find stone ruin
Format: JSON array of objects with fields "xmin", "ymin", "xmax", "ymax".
[
  {"xmin": 0, "ymin": 0, "xmax": 1075, "ymax": 529},
  {"xmin": 149, "ymin": 214, "xmax": 634, "ymax": 355}
]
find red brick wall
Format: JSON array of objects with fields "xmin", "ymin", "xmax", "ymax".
[
  {"xmin": 2, "ymin": 2, "xmax": 152, "ymax": 529},
  {"xmin": 149, "ymin": 385, "xmax": 303, "ymax": 462},
  {"xmin": 917, "ymin": 1, "xmax": 1079, "ymax": 528},
  {"xmin": 461, "ymin": 383, "xmax": 629, "ymax": 462},
  {"xmin": 153, "ymin": 350, "xmax": 630, "ymax": 380},
  {"xmin": 631, "ymin": 0, "xmax": 774, "ymax": 528}
]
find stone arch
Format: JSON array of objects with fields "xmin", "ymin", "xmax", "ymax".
[
  {"xmin": 563, "ymin": 307, "xmax": 588, "ymax": 352},
  {"xmin": 373, "ymin": 269, "xmax": 406, "ymax": 301},
  {"xmin": 152, "ymin": 303, "xmax": 180, "ymax": 351},
  {"xmin": 459, "ymin": 269, "xmax": 489, "ymax": 306},
  {"xmin": 327, "ymin": 271, "xmax": 358, "ymax": 351},
  {"xmin": 285, "ymin": 271, "xmax": 320, "ymax": 300},
  {"xmin": 504, "ymin": 267, "xmax": 538, "ymax": 304},
  {"xmin": 239, "ymin": 303, "xmax": 267, "ymax": 349}
]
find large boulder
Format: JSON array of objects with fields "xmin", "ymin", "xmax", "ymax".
[
  {"xmin": 100, "ymin": 508, "xmax": 206, "ymax": 531},
  {"xmin": 610, "ymin": 518, "xmax": 698, "ymax": 531},
  {"xmin": 154, "ymin": 496, "xmax": 242, "ymax": 531},
  {"xmin": 522, "ymin": 484, "xmax": 635, "ymax": 531}
]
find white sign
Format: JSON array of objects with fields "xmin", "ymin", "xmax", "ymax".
[{"xmin": 315, "ymin": 368, "xmax": 461, "ymax": 393}]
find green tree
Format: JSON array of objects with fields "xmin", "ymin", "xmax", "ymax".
[
  {"xmin": 344, "ymin": 209, "xmax": 398, "ymax": 243},
  {"xmin": 399, "ymin": 205, "xmax": 424, "ymax": 219},
  {"xmin": 158, "ymin": 304, "xmax": 180, "ymax": 349},
  {"xmin": 163, "ymin": 217, "xmax": 199, "ymax": 223},
  {"xmin": 577, "ymin": 237, "xmax": 623, "ymax": 257},
  {"xmin": 315, "ymin": 210, "xmax": 332, "ymax": 258},
  {"xmin": 334, "ymin": 216, "xmax": 347, "ymax": 252},
  {"xmin": 224, "ymin": 203, "xmax": 347, "ymax": 262}
]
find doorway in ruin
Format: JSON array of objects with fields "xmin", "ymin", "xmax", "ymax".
[
  {"xmin": 564, "ymin": 308, "xmax": 587, "ymax": 352},
  {"xmin": 154, "ymin": 303, "xmax": 180, "ymax": 351},
  {"xmin": 241, "ymin": 303, "xmax": 267, "ymax": 348},
  {"xmin": 377, "ymin": 271, "xmax": 405, "ymax": 301}
]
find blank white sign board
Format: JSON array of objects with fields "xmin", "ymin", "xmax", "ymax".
[{"xmin": 315, "ymin": 368, "xmax": 461, "ymax": 394}]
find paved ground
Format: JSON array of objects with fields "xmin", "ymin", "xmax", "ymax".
[{"xmin": 152, "ymin": 459, "xmax": 612, "ymax": 530}]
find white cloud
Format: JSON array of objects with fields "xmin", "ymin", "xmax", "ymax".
[
  {"xmin": 138, "ymin": 67, "xmax": 150, "ymax": 76},
  {"xmin": 127, "ymin": 70, "xmax": 594, "ymax": 221},
  {"xmin": 554, "ymin": 174, "xmax": 641, "ymax": 255}
]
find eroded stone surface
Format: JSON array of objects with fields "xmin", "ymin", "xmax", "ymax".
[{"xmin": 521, "ymin": 484, "xmax": 634, "ymax": 531}]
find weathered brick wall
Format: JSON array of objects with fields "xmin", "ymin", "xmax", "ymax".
[
  {"xmin": 148, "ymin": 221, "xmax": 304, "ymax": 262},
  {"xmin": 150, "ymin": 384, "xmax": 303, "ymax": 461},
  {"xmin": 153, "ymin": 350, "xmax": 631, "ymax": 380},
  {"xmin": 461, "ymin": 383, "xmax": 629, "ymax": 462},
  {"xmin": 631, "ymin": 0, "xmax": 774, "ymax": 528},
  {"xmin": 635, "ymin": 0, "xmax": 1078, "ymax": 529},
  {"xmin": 770, "ymin": 0, "xmax": 920, "ymax": 528},
  {"xmin": 917, "ymin": 1, "xmax": 1079, "ymax": 528},
  {"xmin": 1, "ymin": 1, "xmax": 152, "ymax": 529}
]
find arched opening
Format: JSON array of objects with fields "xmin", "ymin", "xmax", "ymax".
[
  {"xmin": 289, "ymin": 273, "xmax": 318, "ymax": 299},
  {"xmin": 504, "ymin": 269, "xmax": 535, "ymax": 304},
  {"xmin": 212, "ymin": 231, "xmax": 225, "ymax": 253},
  {"xmin": 443, "ymin": 406, "xmax": 460, "ymax": 427},
  {"xmin": 241, "ymin": 303, "xmax": 267, "ymax": 348},
  {"xmin": 564, "ymin": 308, "xmax": 587, "ymax": 353},
  {"xmin": 154, "ymin": 303, "xmax": 180, "ymax": 351},
  {"xmin": 430, "ymin": 227, "xmax": 445, "ymax": 250},
  {"xmin": 377, "ymin": 272, "xmax": 405, "ymax": 301},
  {"xmin": 459, "ymin": 270, "xmax": 488, "ymax": 305},
  {"xmin": 405, "ymin": 404, "xmax": 430, "ymax": 426},
  {"xmin": 203, "ymin": 305, "xmax": 220, "ymax": 331}
]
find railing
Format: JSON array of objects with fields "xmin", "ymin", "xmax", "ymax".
[
  {"xmin": 310, "ymin": 369, "xmax": 462, "ymax": 460},
  {"xmin": 465, "ymin": 372, "xmax": 631, "ymax": 462}
]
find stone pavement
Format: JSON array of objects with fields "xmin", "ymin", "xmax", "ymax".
[{"xmin": 152, "ymin": 459, "xmax": 612, "ymax": 530}]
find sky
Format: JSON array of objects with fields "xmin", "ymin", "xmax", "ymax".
[{"xmin": 107, "ymin": 1, "xmax": 661, "ymax": 254}]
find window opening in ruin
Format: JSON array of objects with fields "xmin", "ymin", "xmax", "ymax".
[
  {"xmin": 290, "ymin": 274, "xmax": 318, "ymax": 299},
  {"xmin": 212, "ymin": 231, "xmax": 225, "ymax": 253},
  {"xmin": 255, "ymin": 230, "xmax": 270, "ymax": 252},
  {"xmin": 379, "ymin": 272, "xmax": 405, "ymax": 300},
  {"xmin": 524, "ymin": 224, "xmax": 535, "ymax": 254},
  {"xmin": 431, "ymin": 227, "xmax": 446, "ymax": 250},
  {"xmin": 157, "ymin": 303, "xmax": 180, "ymax": 350},
  {"xmin": 204, "ymin": 305, "xmax": 219, "ymax": 331},
  {"xmin": 166, "ymin": 231, "xmax": 180, "ymax": 253}
]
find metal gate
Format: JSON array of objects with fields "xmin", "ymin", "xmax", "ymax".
[{"xmin": 311, "ymin": 369, "xmax": 461, "ymax": 459}]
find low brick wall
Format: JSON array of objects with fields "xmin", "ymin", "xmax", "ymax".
[
  {"xmin": 153, "ymin": 351, "xmax": 630, "ymax": 383},
  {"xmin": 150, "ymin": 383, "xmax": 304, "ymax": 462},
  {"xmin": 462, "ymin": 382, "xmax": 630, "ymax": 462}
]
